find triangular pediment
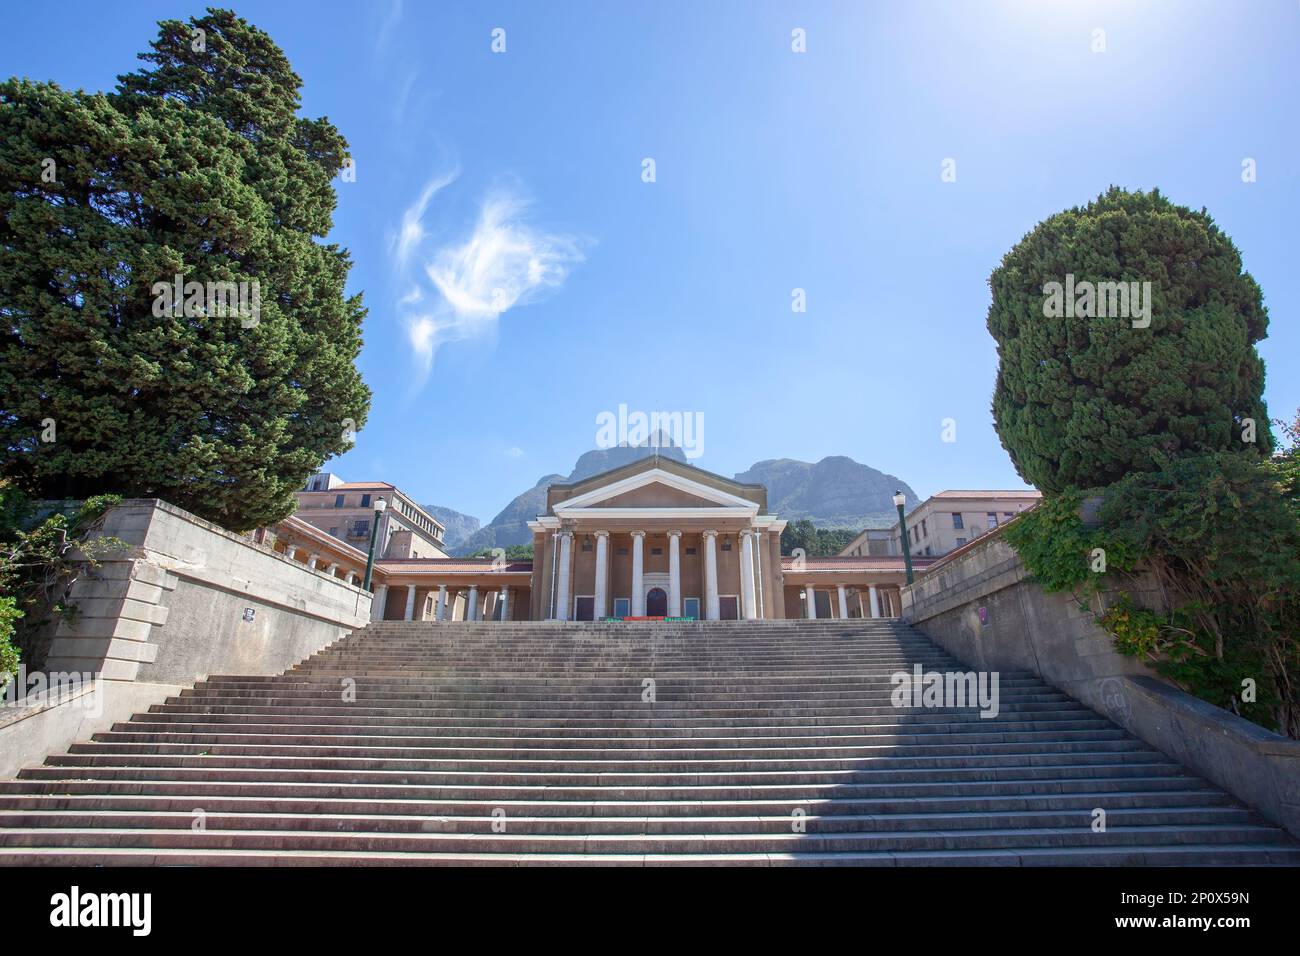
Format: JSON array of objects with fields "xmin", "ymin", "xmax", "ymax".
[
  {"xmin": 592, "ymin": 482, "xmax": 722, "ymax": 509},
  {"xmin": 553, "ymin": 467, "xmax": 759, "ymax": 513}
]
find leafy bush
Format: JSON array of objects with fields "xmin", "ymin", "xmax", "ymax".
[
  {"xmin": 1006, "ymin": 451, "xmax": 1300, "ymax": 737},
  {"xmin": 1002, "ymin": 490, "xmax": 1138, "ymax": 595},
  {"xmin": 0, "ymin": 595, "xmax": 20, "ymax": 680},
  {"xmin": 0, "ymin": 488, "xmax": 126, "ymax": 669}
]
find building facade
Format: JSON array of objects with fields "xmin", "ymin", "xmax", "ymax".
[
  {"xmin": 293, "ymin": 473, "xmax": 448, "ymax": 559},
  {"xmin": 262, "ymin": 458, "xmax": 938, "ymax": 622},
  {"xmin": 840, "ymin": 490, "xmax": 1042, "ymax": 560}
]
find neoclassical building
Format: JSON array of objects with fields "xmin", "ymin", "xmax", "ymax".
[
  {"xmin": 261, "ymin": 456, "xmax": 931, "ymax": 622},
  {"xmin": 527, "ymin": 456, "xmax": 785, "ymax": 621}
]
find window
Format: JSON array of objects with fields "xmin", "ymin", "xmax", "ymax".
[
  {"xmin": 920, "ymin": 518, "xmax": 928, "ymax": 538},
  {"xmin": 721, "ymin": 540, "xmax": 732, "ymax": 551},
  {"xmin": 955, "ymin": 538, "xmax": 966, "ymax": 547},
  {"xmin": 581, "ymin": 538, "xmax": 592, "ymax": 552},
  {"xmin": 334, "ymin": 494, "xmax": 345, "ymax": 508},
  {"xmin": 329, "ymin": 527, "xmax": 339, "ymax": 537},
  {"xmin": 1003, "ymin": 512, "xmax": 1014, "ymax": 521},
  {"xmin": 924, "ymin": 546, "xmax": 932, "ymax": 556},
  {"xmin": 987, "ymin": 512, "xmax": 998, "ymax": 529},
  {"xmin": 683, "ymin": 597, "xmax": 700, "ymax": 619},
  {"xmin": 613, "ymin": 597, "xmax": 630, "ymax": 617},
  {"xmin": 361, "ymin": 494, "xmax": 371, "ymax": 508},
  {"xmin": 951, "ymin": 513, "xmax": 964, "ymax": 530},
  {"xmin": 650, "ymin": 547, "xmax": 663, "ymax": 556},
  {"xmin": 350, "ymin": 520, "xmax": 370, "ymax": 537},
  {"xmin": 685, "ymin": 547, "xmax": 696, "ymax": 556},
  {"xmin": 616, "ymin": 547, "xmax": 629, "ymax": 556}
]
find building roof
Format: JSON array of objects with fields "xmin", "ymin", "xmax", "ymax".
[
  {"xmin": 377, "ymin": 558, "xmax": 534, "ymax": 574},
  {"xmin": 781, "ymin": 555, "xmax": 937, "ymax": 572},
  {"xmin": 548, "ymin": 454, "xmax": 768, "ymax": 513},
  {"xmin": 929, "ymin": 489, "xmax": 1042, "ymax": 499}
]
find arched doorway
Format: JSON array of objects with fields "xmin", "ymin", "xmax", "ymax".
[{"xmin": 646, "ymin": 587, "xmax": 667, "ymax": 617}]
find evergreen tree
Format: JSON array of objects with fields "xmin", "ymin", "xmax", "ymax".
[
  {"xmin": 0, "ymin": 8, "xmax": 369, "ymax": 530},
  {"xmin": 986, "ymin": 187, "xmax": 1270, "ymax": 493}
]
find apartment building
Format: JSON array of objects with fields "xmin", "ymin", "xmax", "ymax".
[
  {"xmin": 839, "ymin": 490, "xmax": 1042, "ymax": 559},
  {"xmin": 294, "ymin": 473, "xmax": 448, "ymax": 559}
]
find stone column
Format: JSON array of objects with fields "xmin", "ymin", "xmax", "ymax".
[
  {"xmin": 739, "ymin": 530, "xmax": 758, "ymax": 620},
  {"xmin": 555, "ymin": 531, "xmax": 573, "ymax": 621},
  {"xmin": 325, "ymin": 562, "xmax": 338, "ymax": 576},
  {"xmin": 499, "ymin": 587, "xmax": 510, "ymax": 622},
  {"xmin": 346, "ymin": 571, "xmax": 357, "ymax": 585},
  {"xmin": 593, "ymin": 531, "xmax": 609, "ymax": 620},
  {"xmin": 667, "ymin": 530, "xmax": 682, "ymax": 618},
  {"xmin": 307, "ymin": 553, "xmax": 320, "ymax": 570},
  {"xmin": 702, "ymin": 530, "xmax": 720, "ymax": 621},
  {"xmin": 403, "ymin": 584, "xmax": 417, "ymax": 621},
  {"xmin": 631, "ymin": 531, "xmax": 646, "ymax": 616},
  {"xmin": 806, "ymin": 587, "xmax": 817, "ymax": 619},
  {"xmin": 435, "ymin": 584, "xmax": 448, "ymax": 622},
  {"xmin": 837, "ymin": 584, "xmax": 849, "ymax": 620},
  {"xmin": 468, "ymin": 584, "xmax": 479, "ymax": 621},
  {"xmin": 869, "ymin": 585, "xmax": 881, "ymax": 619},
  {"xmin": 371, "ymin": 585, "xmax": 388, "ymax": 621}
]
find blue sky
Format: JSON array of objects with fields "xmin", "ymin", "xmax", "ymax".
[{"xmin": 4, "ymin": 1, "xmax": 1298, "ymax": 523}]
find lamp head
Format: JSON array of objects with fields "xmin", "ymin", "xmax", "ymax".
[
  {"xmin": 375, "ymin": 497, "xmax": 388, "ymax": 514},
  {"xmin": 892, "ymin": 491, "xmax": 906, "ymax": 509}
]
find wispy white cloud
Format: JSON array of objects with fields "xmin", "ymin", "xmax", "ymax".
[
  {"xmin": 374, "ymin": 0, "xmax": 403, "ymax": 57},
  {"xmin": 395, "ymin": 169, "xmax": 459, "ymax": 269},
  {"xmin": 394, "ymin": 177, "xmax": 587, "ymax": 384}
]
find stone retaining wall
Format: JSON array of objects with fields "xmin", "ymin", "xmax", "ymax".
[
  {"xmin": 902, "ymin": 529, "xmax": 1300, "ymax": 839},
  {"xmin": 2, "ymin": 499, "xmax": 372, "ymax": 778}
]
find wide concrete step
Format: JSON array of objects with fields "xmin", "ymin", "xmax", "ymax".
[
  {"xmin": 19, "ymin": 757, "xmax": 1191, "ymax": 787},
  {"xmin": 0, "ymin": 771, "xmax": 1214, "ymax": 802},
  {"xmin": 0, "ymin": 806, "xmax": 1258, "ymax": 835},
  {"xmin": 76, "ymin": 727, "xmax": 1136, "ymax": 754},
  {"xmin": 0, "ymin": 789, "xmax": 1234, "ymax": 817},
  {"xmin": 4, "ymin": 843, "xmax": 1297, "ymax": 866},
  {"xmin": 142, "ymin": 701, "xmax": 1095, "ymax": 724},
  {"xmin": 118, "ymin": 713, "xmax": 1115, "ymax": 737},
  {"xmin": 0, "ymin": 823, "xmax": 1291, "ymax": 856}
]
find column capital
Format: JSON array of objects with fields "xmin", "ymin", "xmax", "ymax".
[
  {"xmin": 630, "ymin": 530, "xmax": 646, "ymax": 539},
  {"xmin": 701, "ymin": 529, "xmax": 719, "ymax": 540},
  {"xmin": 593, "ymin": 529, "xmax": 610, "ymax": 539},
  {"xmin": 556, "ymin": 529, "xmax": 574, "ymax": 540},
  {"xmin": 667, "ymin": 529, "xmax": 682, "ymax": 539}
]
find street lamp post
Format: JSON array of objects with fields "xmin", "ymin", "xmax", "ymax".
[
  {"xmin": 363, "ymin": 497, "xmax": 387, "ymax": 591},
  {"xmin": 893, "ymin": 491, "xmax": 914, "ymax": 586}
]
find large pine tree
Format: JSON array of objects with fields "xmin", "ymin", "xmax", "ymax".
[{"xmin": 0, "ymin": 8, "xmax": 370, "ymax": 530}]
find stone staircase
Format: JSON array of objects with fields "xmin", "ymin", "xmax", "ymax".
[{"xmin": 1, "ymin": 619, "xmax": 1296, "ymax": 865}]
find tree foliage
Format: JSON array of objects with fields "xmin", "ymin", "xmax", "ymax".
[
  {"xmin": 780, "ymin": 520, "xmax": 857, "ymax": 557},
  {"xmin": 987, "ymin": 187, "xmax": 1271, "ymax": 494},
  {"xmin": 0, "ymin": 8, "xmax": 369, "ymax": 530},
  {"xmin": 1007, "ymin": 451, "xmax": 1300, "ymax": 737}
]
